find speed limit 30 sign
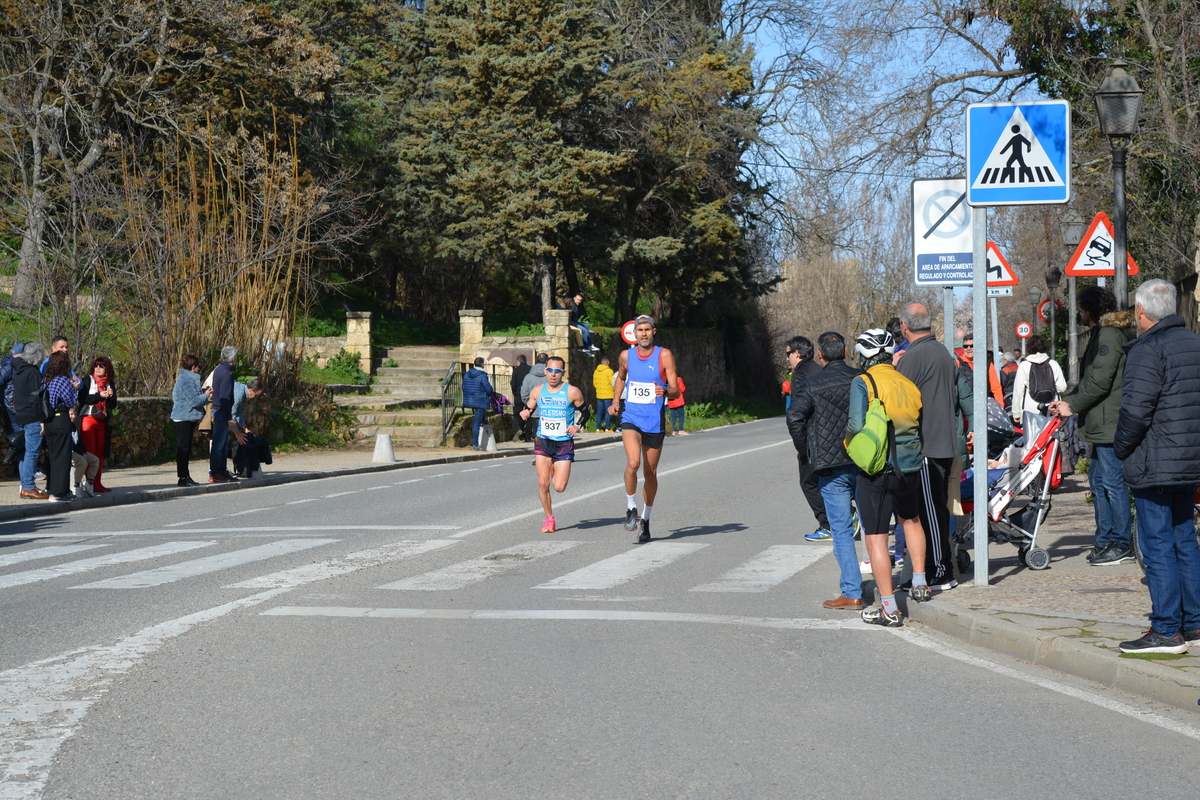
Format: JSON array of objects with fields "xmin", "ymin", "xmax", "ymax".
[{"xmin": 1015, "ymin": 321, "xmax": 1032, "ymax": 339}]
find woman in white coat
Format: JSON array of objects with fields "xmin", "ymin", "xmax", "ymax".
[{"xmin": 1011, "ymin": 334, "xmax": 1067, "ymax": 422}]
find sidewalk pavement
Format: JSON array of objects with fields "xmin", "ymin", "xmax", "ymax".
[
  {"xmin": 3, "ymin": 434, "xmax": 1197, "ymax": 713},
  {"xmin": 907, "ymin": 473, "xmax": 1200, "ymax": 715}
]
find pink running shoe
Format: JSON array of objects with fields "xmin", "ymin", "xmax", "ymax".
[{"xmin": 541, "ymin": 516, "xmax": 556, "ymax": 533}]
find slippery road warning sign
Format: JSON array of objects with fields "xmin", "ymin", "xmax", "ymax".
[
  {"xmin": 966, "ymin": 101, "xmax": 1071, "ymax": 206},
  {"xmin": 1064, "ymin": 212, "xmax": 1140, "ymax": 277}
]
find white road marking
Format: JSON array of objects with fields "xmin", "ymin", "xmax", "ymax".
[
  {"xmin": 459, "ymin": 468, "xmax": 479, "ymax": 473},
  {"xmin": 164, "ymin": 517, "xmax": 216, "ymax": 527},
  {"xmin": 0, "ymin": 543, "xmax": 213, "ymax": 589},
  {"xmin": 892, "ymin": 628, "xmax": 1200, "ymax": 742},
  {"xmin": 228, "ymin": 507, "xmax": 273, "ymax": 517},
  {"xmin": 286, "ymin": 499, "xmax": 316, "ymax": 505},
  {"xmin": 560, "ymin": 596, "xmax": 662, "ymax": 602},
  {"xmin": 71, "ymin": 539, "xmax": 338, "ymax": 589},
  {"xmin": 428, "ymin": 473, "xmax": 453, "ymax": 478},
  {"xmin": 395, "ymin": 479, "xmax": 423, "ymax": 484},
  {"xmin": 366, "ymin": 485, "xmax": 390, "ymax": 491},
  {"xmin": 323, "ymin": 491, "xmax": 359, "ymax": 498},
  {"xmin": 226, "ymin": 540, "xmax": 460, "ymax": 590},
  {"xmin": 484, "ymin": 464, "xmax": 505, "ymax": 469},
  {"xmin": 379, "ymin": 541, "xmax": 584, "ymax": 591},
  {"xmin": 261, "ymin": 606, "xmax": 876, "ymax": 631},
  {"xmin": 690, "ymin": 545, "xmax": 828, "ymax": 593},
  {"xmin": 0, "ymin": 588, "xmax": 289, "ymax": 800},
  {"xmin": 449, "ymin": 439, "xmax": 790, "ymax": 539},
  {"xmin": 535, "ymin": 542, "xmax": 707, "ymax": 590},
  {"xmin": 0, "ymin": 545, "xmax": 107, "ymax": 568},
  {"xmin": 0, "ymin": 526, "xmax": 459, "ymax": 540}
]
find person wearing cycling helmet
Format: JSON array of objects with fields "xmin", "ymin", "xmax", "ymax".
[{"xmin": 847, "ymin": 329, "xmax": 930, "ymax": 627}]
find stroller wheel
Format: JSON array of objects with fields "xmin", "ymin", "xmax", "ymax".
[
  {"xmin": 955, "ymin": 548, "xmax": 972, "ymax": 575},
  {"xmin": 1024, "ymin": 547, "xmax": 1051, "ymax": 570}
]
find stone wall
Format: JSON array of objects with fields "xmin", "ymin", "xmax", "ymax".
[{"xmin": 283, "ymin": 311, "xmax": 372, "ymax": 371}]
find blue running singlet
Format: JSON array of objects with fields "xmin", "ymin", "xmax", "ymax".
[
  {"xmin": 621, "ymin": 345, "xmax": 666, "ymax": 434},
  {"xmin": 536, "ymin": 381, "xmax": 573, "ymax": 441}
]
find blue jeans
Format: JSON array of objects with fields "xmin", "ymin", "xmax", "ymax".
[
  {"xmin": 573, "ymin": 322, "xmax": 593, "ymax": 349},
  {"xmin": 669, "ymin": 406, "xmax": 685, "ymax": 433},
  {"xmin": 471, "ymin": 408, "xmax": 487, "ymax": 448},
  {"xmin": 819, "ymin": 464, "xmax": 862, "ymax": 600},
  {"xmin": 1091, "ymin": 445, "xmax": 1132, "ymax": 549},
  {"xmin": 19, "ymin": 421, "xmax": 43, "ymax": 490},
  {"xmin": 595, "ymin": 401, "xmax": 612, "ymax": 431},
  {"xmin": 1132, "ymin": 487, "xmax": 1200, "ymax": 636},
  {"xmin": 210, "ymin": 411, "xmax": 231, "ymax": 477}
]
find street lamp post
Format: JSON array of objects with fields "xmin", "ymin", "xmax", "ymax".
[
  {"xmin": 1094, "ymin": 60, "xmax": 1144, "ymax": 310},
  {"xmin": 1027, "ymin": 285, "xmax": 1042, "ymax": 356},
  {"xmin": 1045, "ymin": 267, "xmax": 1062, "ymax": 365},
  {"xmin": 1060, "ymin": 210, "xmax": 1086, "ymax": 387}
]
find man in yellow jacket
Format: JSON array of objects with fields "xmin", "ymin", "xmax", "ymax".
[{"xmin": 593, "ymin": 356, "xmax": 615, "ymax": 431}]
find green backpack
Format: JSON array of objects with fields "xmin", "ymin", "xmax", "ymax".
[{"xmin": 846, "ymin": 372, "xmax": 892, "ymax": 476}]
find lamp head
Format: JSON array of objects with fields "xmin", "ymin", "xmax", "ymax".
[{"xmin": 1094, "ymin": 60, "xmax": 1144, "ymax": 141}]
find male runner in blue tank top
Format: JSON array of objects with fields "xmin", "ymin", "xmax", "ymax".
[
  {"xmin": 609, "ymin": 315, "xmax": 680, "ymax": 543},
  {"xmin": 520, "ymin": 356, "xmax": 589, "ymax": 533}
]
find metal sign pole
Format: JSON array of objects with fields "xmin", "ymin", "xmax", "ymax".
[
  {"xmin": 990, "ymin": 297, "xmax": 1001, "ymax": 369},
  {"xmin": 943, "ymin": 287, "xmax": 955, "ymax": 356},
  {"xmin": 972, "ymin": 210, "xmax": 989, "ymax": 587}
]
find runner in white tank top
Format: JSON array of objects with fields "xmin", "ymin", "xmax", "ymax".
[
  {"xmin": 520, "ymin": 356, "xmax": 589, "ymax": 533},
  {"xmin": 610, "ymin": 315, "xmax": 680, "ymax": 543}
]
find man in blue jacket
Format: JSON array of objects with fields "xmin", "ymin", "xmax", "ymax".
[
  {"xmin": 461, "ymin": 357, "xmax": 495, "ymax": 451},
  {"xmin": 209, "ymin": 346, "xmax": 238, "ymax": 483},
  {"xmin": 1114, "ymin": 280, "xmax": 1200, "ymax": 654}
]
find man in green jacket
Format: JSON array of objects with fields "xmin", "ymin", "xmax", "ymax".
[{"xmin": 1050, "ymin": 287, "xmax": 1136, "ymax": 566}]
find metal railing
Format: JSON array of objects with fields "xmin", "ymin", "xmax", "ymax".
[{"xmin": 440, "ymin": 363, "xmax": 464, "ymax": 446}]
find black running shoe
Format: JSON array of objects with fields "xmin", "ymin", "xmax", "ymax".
[
  {"xmin": 1091, "ymin": 545, "xmax": 1135, "ymax": 566},
  {"xmin": 1184, "ymin": 629, "xmax": 1200, "ymax": 649},
  {"xmin": 909, "ymin": 584, "xmax": 933, "ymax": 603},
  {"xmin": 861, "ymin": 607, "xmax": 904, "ymax": 627},
  {"xmin": 624, "ymin": 507, "xmax": 640, "ymax": 531},
  {"xmin": 1119, "ymin": 630, "xmax": 1188, "ymax": 654},
  {"xmin": 637, "ymin": 518, "xmax": 651, "ymax": 544}
]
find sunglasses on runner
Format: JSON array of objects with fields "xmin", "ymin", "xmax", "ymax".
[{"xmin": 545, "ymin": 368, "xmax": 564, "ymax": 374}]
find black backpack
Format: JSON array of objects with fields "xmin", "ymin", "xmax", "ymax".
[{"xmin": 1027, "ymin": 360, "xmax": 1057, "ymax": 404}]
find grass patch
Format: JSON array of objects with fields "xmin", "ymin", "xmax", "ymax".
[
  {"xmin": 1119, "ymin": 652, "xmax": 1189, "ymax": 661},
  {"xmin": 299, "ymin": 349, "xmax": 370, "ymax": 386}
]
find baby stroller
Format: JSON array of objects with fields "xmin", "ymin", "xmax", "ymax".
[{"xmin": 955, "ymin": 403, "xmax": 1066, "ymax": 571}]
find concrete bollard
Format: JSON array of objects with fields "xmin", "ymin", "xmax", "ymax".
[
  {"xmin": 482, "ymin": 423, "xmax": 498, "ymax": 452},
  {"xmin": 372, "ymin": 433, "xmax": 396, "ymax": 462}
]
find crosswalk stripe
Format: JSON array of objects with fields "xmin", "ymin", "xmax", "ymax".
[
  {"xmin": 689, "ymin": 545, "xmax": 828, "ymax": 593},
  {"xmin": 226, "ymin": 540, "xmax": 460, "ymax": 590},
  {"xmin": 534, "ymin": 542, "xmax": 707, "ymax": 590},
  {"xmin": 379, "ymin": 541, "xmax": 584, "ymax": 591},
  {"xmin": 0, "ymin": 542, "xmax": 213, "ymax": 589},
  {"xmin": 71, "ymin": 539, "xmax": 338, "ymax": 589},
  {"xmin": 0, "ymin": 544, "xmax": 108, "ymax": 568}
]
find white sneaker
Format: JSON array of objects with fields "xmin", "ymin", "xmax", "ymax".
[
  {"xmin": 859, "ymin": 559, "xmax": 873, "ymax": 574},
  {"xmin": 34, "ymin": 471, "xmax": 45, "ymax": 481},
  {"xmin": 82, "ymin": 481, "xmax": 95, "ymax": 498}
]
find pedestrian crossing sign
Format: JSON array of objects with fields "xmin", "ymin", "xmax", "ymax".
[{"xmin": 966, "ymin": 100, "xmax": 1071, "ymax": 206}]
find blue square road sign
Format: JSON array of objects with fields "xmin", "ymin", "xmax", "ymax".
[{"xmin": 966, "ymin": 100, "xmax": 1071, "ymax": 206}]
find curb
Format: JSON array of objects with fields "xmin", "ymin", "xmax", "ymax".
[
  {"xmin": 911, "ymin": 601, "xmax": 1200, "ymax": 715},
  {"xmin": 0, "ymin": 434, "xmax": 624, "ymax": 524}
]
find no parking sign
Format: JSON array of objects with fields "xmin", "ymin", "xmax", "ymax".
[{"xmin": 621, "ymin": 320, "xmax": 637, "ymax": 344}]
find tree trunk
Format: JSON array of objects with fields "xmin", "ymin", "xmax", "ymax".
[
  {"xmin": 616, "ymin": 262, "xmax": 631, "ymax": 323},
  {"xmin": 560, "ymin": 243, "xmax": 580, "ymax": 298},
  {"xmin": 12, "ymin": 190, "xmax": 47, "ymax": 309}
]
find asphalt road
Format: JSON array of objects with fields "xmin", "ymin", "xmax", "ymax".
[{"xmin": 2, "ymin": 419, "xmax": 1198, "ymax": 799}]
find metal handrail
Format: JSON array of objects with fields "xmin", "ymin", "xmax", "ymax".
[{"xmin": 440, "ymin": 362, "xmax": 464, "ymax": 445}]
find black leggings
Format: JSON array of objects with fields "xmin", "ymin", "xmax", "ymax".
[{"xmin": 172, "ymin": 420, "xmax": 199, "ymax": 479}]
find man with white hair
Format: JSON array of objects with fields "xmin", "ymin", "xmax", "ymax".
[
  {"xmin": 209, "ymin": 345, "xmax": 239, "ymax": 483},
  {"xmin": 1113, "ymin": 279, "xmax": 1200, "ymax": 654}
]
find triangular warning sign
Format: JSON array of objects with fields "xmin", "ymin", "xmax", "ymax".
[
  {"xmin": 1064, "ymin": 212, "xmax": 1139, "ymax": 276},
  {"xmin": 986, "ymin": 241, "xmax": 1019, "ymax": 286},
  {"xmin": 971, "ymin": 108, "xmax": 1066, "ymax": 190}
]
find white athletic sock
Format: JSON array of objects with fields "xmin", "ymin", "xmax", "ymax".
[
  {"xmin": 641, "ymin": 504, "xmax": 652, "ymax": 521},
  {"xmin": 626, "ymin": 494, "xmax": 638, "ymax": 510}
]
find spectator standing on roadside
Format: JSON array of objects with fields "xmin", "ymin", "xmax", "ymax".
[
  {"xmin": 511, "ymin": 355, "xmax": 532, "ymax": 440},
  {"xmin": 462, "ymin": 357, "xmax": 495, "ymax": 451},
  {"xmin": 230, "ymin": 379, "xmax": 267, "ymax": 477},
  {"xmin": 1113, "ymin": 279, "xmax": 1200, "ymax": 654},
  {"xmin": 956, "ymin": 332, "xmax": 1005, "ymax": 407},
  {"xmin": 68, "ymin": 407, "xmax": 99, "ymax": 497},
  {"xmin": 789, "ymin": 332, "xmax": 865, "ymax": 610},
  {"xmin": 171, "ymin": 355, "xmax": 212, "ymax": 487},
  {"xmin": 896, "ymin": 302, "xmax": 961, "ymax": 592},
  {"xmin": 784, "ymin": 336, "xmax": 829, "ymax": 540},
  {"xmin": 593, "ymin": 356, "xmax": 615, "ymax": 432},
  {"xmin": 521, "ymin": 353, "xmax": 549, "ymax": 442},
  {"xmin": 1050, "ymin": 287, "xmax": 1136, "ymax": 566},
  {"xmin": 668, "ymin": 374, "xmax": 687, "ymax": 435},
  {"xmin": 0, "ymin": 343, "xmax": 20, "ymax": 435},
  {"xmin": 1011, "ymin": 335, "xmax": 1066, "ymax": 422},
  {"xmin": 209, "ymin": 346, "xmax": 238, "ymax": 483},
  {"xmin": 77, "ymin": 356, "xmax": 117, "ymax": 493},
  {"xmin": 43, "ymin": 351, "xmax": 77, "ymax": 503},
  {"xmin": 12, "ymin": 343, "xmax": 46, "ymax": 499}
]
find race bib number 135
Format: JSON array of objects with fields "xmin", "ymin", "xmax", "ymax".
[{"xmin": 628, "ymin": 381, "xmax": 656, "ymax": 404}]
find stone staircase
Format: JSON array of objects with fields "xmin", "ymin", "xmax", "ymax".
[{"xmin": 339, "ymin": 345, "xmax": 460, "ymax": 448}]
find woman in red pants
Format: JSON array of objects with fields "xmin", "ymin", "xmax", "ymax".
[{"xmin": 77, "ymin": 356, "xmax": 118, "ymax": 493}]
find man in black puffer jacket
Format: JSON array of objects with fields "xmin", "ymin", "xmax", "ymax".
[
  {"xmin": 789, "ymin": 331, "xmax": 864, "ymax": 611},
  {"xmin": 1113, "ymin": 279, "xmax": 1200, "ymax": 655}
]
